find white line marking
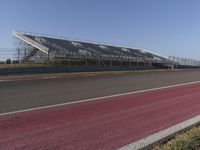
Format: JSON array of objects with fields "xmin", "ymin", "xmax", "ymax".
[
  {"xmin": 0, "ymin": 76, "xmax": 58, "ymax": 82},
  {"xmin": 0, "ymin": 80, "xmax": 10, "ymax": 82},
  {"xmin": 42, "ymin": 76, "xmax": 56, "ymax": 79},
  {"xmin": 1, "ymin": 80, "xmax": 200, "ymax": 116},
  {"xmin": 119, "ymin": 115, "xmax": 200, "ymax": 150}
]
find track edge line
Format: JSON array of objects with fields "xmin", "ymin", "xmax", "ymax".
[
  {"xmin": 1, "ymin": 80, "xmax": 200, "ymax": 116},
  {"xmin": 118, "ymin": 115, "xmax": 200, "ymax": 150}
]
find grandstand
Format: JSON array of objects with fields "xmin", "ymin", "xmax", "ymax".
[{"xmin": 13, "ymin": 31, "xmax": 173, "ymax": 69}]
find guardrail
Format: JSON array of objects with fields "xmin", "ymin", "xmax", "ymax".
[{"xmin": 0, "ymin": 66, "xmax": 154, "ymax": 76}]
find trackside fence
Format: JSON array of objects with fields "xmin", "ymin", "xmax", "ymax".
[{"xmin": 0, "ymin": 66, "xmax": 154, "ymax": 76}]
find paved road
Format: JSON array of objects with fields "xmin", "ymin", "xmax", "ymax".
[
  {"xmin": 1, "ymin": 82, "xmax": 200, "ymax": 150},
  {"xmin": 1, "ymin": 70, "xmax": 200, "ymax": 114}
]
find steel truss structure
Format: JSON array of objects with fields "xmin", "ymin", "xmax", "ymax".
[{"xmin": 13, "ymin": 31, "xmax": 175, "ymax": 68}]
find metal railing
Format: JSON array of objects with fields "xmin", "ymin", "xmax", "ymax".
[
  {"xmin": 13, "ymin": 30, "xmax": 168, "ymax": 59},
  {"xmin": 169, "ymin": 56, "xmax": 200, "ymax": 67},
  {"xmin": 13, "ymin": 31, "xmax": 49, "ymax": 54},
  {"xmin": 0, "ymin": 49, "xmax": 17, "ymax": 62}
]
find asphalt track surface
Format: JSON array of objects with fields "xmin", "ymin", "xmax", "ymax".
[
  {"xmin": 1, "ymin": 70, "xmax": 200, "ymax": 114},
  {"xmin": 1, "ymin": 81, "xmax": 200, "ymax": 149}
]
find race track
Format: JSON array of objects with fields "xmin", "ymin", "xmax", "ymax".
[
  {"xmin": 1, "ymin": 70, "xmax": 200, "ymax": 150},
  {"xmin": 1, "ymin": 81, "xmax": 200, "ymax": 149},
  {"xmin": 1, "ymin": 70, "xmax": 200, "ymax": 114}
]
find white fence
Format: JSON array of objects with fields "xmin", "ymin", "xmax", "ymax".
[
  {"xmin": 0, "ymin": 48, "xmax": 17, "ymax": 62},
  {"xmin": 169, "ymin": 56, "xmax": 200, "ymax": 67}
]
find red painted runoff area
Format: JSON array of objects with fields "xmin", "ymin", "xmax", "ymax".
[{"xmin": 1, "ymin": 83, "xmax": 200, "ymax": 150}]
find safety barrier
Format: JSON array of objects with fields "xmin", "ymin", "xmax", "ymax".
[{"xmin": 0, "ymin": 66, "xmax": 154, "ymax": 76}]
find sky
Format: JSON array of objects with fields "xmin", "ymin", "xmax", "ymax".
[{"xmin": 1, "ymin": 0, "xmax": 200, "ymax": 59}]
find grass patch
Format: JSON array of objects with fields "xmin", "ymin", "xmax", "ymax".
[
  {"xmin": 153, "ymin": 125, "xmax": 200, "ymax": 150},
  {"xmin": 0, "ymin": 63, "xmax": 50, "ymax": 68}
]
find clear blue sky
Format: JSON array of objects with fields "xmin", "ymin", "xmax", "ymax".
[{"xmin": 1, "ymin": 0, "xmax": 200, "ymax": 59}]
